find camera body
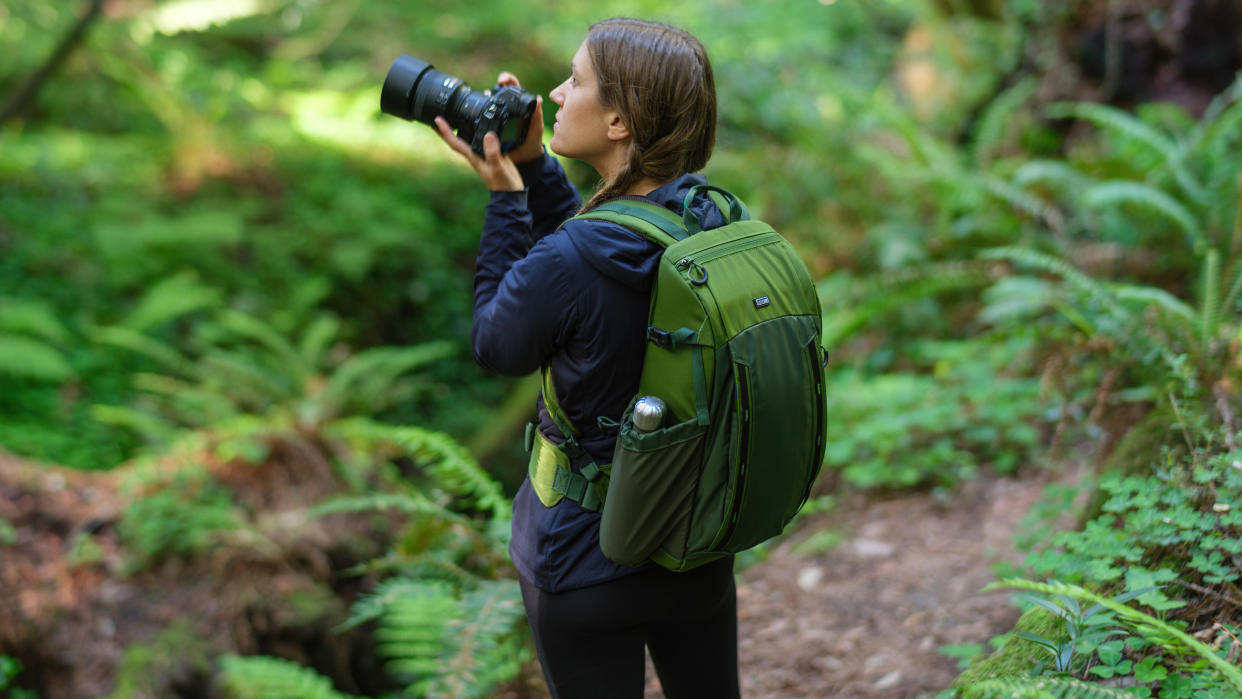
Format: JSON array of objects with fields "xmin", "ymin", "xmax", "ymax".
[{"xmin": 381, "ymin": 54, "xmax": 538, "ymax": 156}]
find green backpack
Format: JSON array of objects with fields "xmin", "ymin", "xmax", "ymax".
[{"xmin": 525, "ymin": 184, "xmax": 827, "ymax": 572}]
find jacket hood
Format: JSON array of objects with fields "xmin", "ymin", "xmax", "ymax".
[{"xmin": 565, "ymin": 173, "xmax": 726, "ymax": 290}]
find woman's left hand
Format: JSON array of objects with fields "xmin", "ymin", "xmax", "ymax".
[{"xmin": 434, "ymin": 94, "xmax": 542, "ymax": 192}]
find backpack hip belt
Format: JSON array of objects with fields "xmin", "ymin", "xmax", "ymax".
[{"xmin": 525, "ymin": 420, "xmax": 610, "ymax": 512}]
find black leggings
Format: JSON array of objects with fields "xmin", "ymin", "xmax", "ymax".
[{"xmin": 518, "ymin": 556, "xmax": 740, "ymax": 699}]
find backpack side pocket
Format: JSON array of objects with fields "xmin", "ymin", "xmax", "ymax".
[{"xmin": 599, "ymin": 416, "xmax": 707, "ymax": 567}]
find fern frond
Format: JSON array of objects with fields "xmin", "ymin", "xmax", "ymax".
[
  {"xmin": 1011, "ymin": 160, "xmax": 1092, "ymax": 196},
  {"xmin": 356, "ymin": 578, "xmax": 525, "ymax": 699},
  {"xmin": 131, "ymin": 372, "xmax": 240, "ymax": 426},
  {"xmin": 1191, "ymin": 74, "xmax": 1242, "ymax": 169},
  {"xmin": 972, "ymin": 77, "xmax": 1037, "ymax": 165},
  {"xmin": 214, "ymin": 309, "xmax": 311, "ymax": 385},
  {"xmin": 311, "ymin": 491, "xmax": 466, "ymax": 523},
  {"xmin": 328, "ymin": 418, "xmax": 510, "ymax": 522},
  {"xmin": 217, "ymin": 654, "xmax": 357, "ymax": 699},
  {"xmin": 1048, "ymin": 102, "xmax": 1208, "ymax": 206},
  {"xmin": 430, "ymin": 580, "xmax": 527, "ymax": 699},
  {"xmin": 92, "ymin": 325, "xmax": 194, "ymax": 375},
  {"xmin": 0, "ymin": 298, "xmax": 70, "ymax": 344},
  {"xmin": 89, "ymin": 404, "xmax": 183, "ymax": 444},
  {"xmin": 980, "ymin": 248, "xmax": 1112, "ymax": 307},
  {"xmin": 984, "ymin": 579, "xmax": 1242, "ymax": 693},
  {"xmin": 335, "ymin": 577, "xmax": 432, "ymax": 632},
  {"xmin": 374, "ymin": 581, "xmax": 459, "ymax": 692},
  {"xmin": 960, "ymin": 675, "xmax": 1138, "ymax": 699},
  {"xmin": 979, "ymin": 174, "xmax": 1055, "ymax": 222},
  {"xmin": 978, "ymin": 276, "xmax": 1059, "ymax": 325},
  {"xmin": 122, "ymin": 271, "xmax": 223, "ymax": 332},
  {"xmin": 1082, "ymin": 180, "xmax": 1205, "ymax": 253},
  {"xmin": 321, "ymin": 341, "xmax": 457, "ymax": 416},
  {"xmin": 980, "ymin": 247, "xmax": 1193, "ymax": 372},
  {"xmin": 1046, "ymin": 102, "xmax": 1178, "ymax": 159},
  {"xmin": 1111, "ymin": 285, "xmax": 1197, "ymax": 337},
  {"xmin": 1201, "ymin": 248, "xmax": 1222, "ymax": 348},
  {"xmin": 0, "ymin": 335, "xmax": 75, "ymax": 381},
  {"xmin": 818, "ymin": 261, "xmax": 992, "ymax": 348},
  {"xmin": 296, "ymin": 314, "xmax": 341, "ymax": 369},
  {"xmin": 196, "ymin": 349, "xmax": 295, "ymax": 411}
]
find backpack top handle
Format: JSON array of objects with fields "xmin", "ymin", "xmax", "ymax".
[{"xmin": 682, "ymin": 184, "xmax": 750, "ymax": 234}]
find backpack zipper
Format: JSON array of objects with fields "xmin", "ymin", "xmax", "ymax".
[
  {"xmin": 713, "ymin": 362, "xmax": 753, "ymax": 551},
  {"xmin": 675, "ymin": 231, "xmax": 783, "ymax": 271}
]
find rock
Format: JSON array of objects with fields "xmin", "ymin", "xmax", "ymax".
[
  {"xmin": 797, "ymin": 566, "xmax": 824, "ymax": 590},
  {"xmin": 875, "ymin": 670, "xmax": 903, "ymax": 690},
  {"xmin": 851, "ymin": 538, "xmax": 896, "ymax": 558}
]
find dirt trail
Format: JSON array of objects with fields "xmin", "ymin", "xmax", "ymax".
[{"xmin": 725, "ymin": 473, "xmax": 1060, "ymax": 698}]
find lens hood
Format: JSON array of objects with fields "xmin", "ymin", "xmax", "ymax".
[{"xmin": 380, "ymin": 54, "xmax": 434, "ymax": 120}]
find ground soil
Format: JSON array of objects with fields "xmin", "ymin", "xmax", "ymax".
[{"xmin": 723, "ymin": 471, "xmax": 1070, "ymax": 699}]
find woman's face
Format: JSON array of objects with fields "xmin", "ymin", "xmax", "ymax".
[{"xmin": 548, "ymin": 41, "xmax": 623, "ymax": 172}]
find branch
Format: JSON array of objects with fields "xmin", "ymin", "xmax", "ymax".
[{"xmin": 0, "ymin": 0, "xmax": 107, "ymax": 126}]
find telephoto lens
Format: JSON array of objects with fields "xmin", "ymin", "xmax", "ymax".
[{"xmin": 380, "ymin": 54, "xmax": 537, "ymax": 156}]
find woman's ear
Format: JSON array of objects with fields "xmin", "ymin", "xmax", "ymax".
[{"xmin": 605, "ymin": 112, "xmax": 630, "ymax": 142}]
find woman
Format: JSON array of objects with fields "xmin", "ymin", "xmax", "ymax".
[{"xmin": 435, "ymin": 17, "xmax": 740, "ymax": 698}]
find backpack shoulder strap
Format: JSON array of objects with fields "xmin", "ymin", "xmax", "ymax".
[{"xmin": 569, "ymin": 199, "xmax": 688, "ymax": 248}]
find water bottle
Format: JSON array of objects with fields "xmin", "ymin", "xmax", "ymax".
[{"xmin": 632, "ymin": 396, "xmax": 666, "ymax": 432}]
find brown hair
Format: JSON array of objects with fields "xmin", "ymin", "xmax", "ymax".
[{"xmin": 581, "ymin": 18, "xmax": 717, "ymax": 211}]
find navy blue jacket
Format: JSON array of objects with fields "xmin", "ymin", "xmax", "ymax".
[{"xmin": 473, "ymin": 152, "xmax": 726, "ymax": 592}]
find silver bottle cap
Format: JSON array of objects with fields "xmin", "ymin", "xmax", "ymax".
[{"xmin": 632, "ymin": 395, "xmax": 666, "ymax": 432}]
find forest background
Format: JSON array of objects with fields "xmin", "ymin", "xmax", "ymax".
[{"xmin": 1, "ymin": 0, "xmax": 1241, "ymax": 697}]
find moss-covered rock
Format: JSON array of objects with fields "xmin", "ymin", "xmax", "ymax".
[{"xmin": 952, "ymin": 607, "xmax": 1066, "ymax": 691}]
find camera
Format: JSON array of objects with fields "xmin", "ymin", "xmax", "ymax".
[{"xmin": 381, "ymin": 54, "xmax": 538, "ymax": 156}]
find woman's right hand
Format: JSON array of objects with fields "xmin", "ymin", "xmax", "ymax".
[{"xmin": 434, "ymin": 114, "xmax": 526, "ymax": 191}]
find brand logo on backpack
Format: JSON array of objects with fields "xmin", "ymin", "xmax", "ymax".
[{"xmin": 753, "ymin": 295, "xmax": 771, "ymax": 309}]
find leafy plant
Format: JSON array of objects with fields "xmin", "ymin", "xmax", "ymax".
[
  {"xmin": 0, "ymin": 295, "xmax": 75, "ymax": 382},
  {"xmin": 1024, "ymin": 447, "xmax": 1242, "ymax": 588},
  {"xmin": 823, "ymin": 335, "xmax": 1044, "ymax": 488},
  {"xmin": 336, "ymin": 579, "xmax": 527, "ymax": 699},
  {"xmin": 1009, "ymin": 583, "xmax": 1153, "ymax": 674},
  {"xmin": 975, "ymin": 578, "xmax": 1242, "ymax": 695},
  {"xmin": 0, "ymin": 655, "xmax": 36, "ymax": 699},
  {"xmin": 218, "ymin": 654, "xmax": 358, "ymax": 699},
  {"xmin": 310, "ymin": 422, "xmax": 524, "ymax": 698},
  {"xmin": 92, "ymin": 308, "xmax": 456, "ymax": 448},
  {"xmin": 116, "ymin": 473, "xmax": 244, "ymax": 566}
]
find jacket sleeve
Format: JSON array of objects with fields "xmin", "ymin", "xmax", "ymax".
[
  {"xmin": 471, "ymin": 189, "xmax": 574, "ymax": 376},
  {"xmin": 516, "ymin": 151, "xmax": 581, "ymax": 241}
]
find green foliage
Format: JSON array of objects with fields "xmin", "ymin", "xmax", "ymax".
[
  {"xmin": 218, "ymin": 654, "xmax": 358, "ymax": 699},
  {"xmin": 824, "ymin": 335, "xmax": 1043, "ymax": 488},
  {"xmin": 107, "ymin": 620, "xmax": 215, "ymax": 699},
  {"xmin": 1024, "ymin": 447, "xmax": 1242, "ymax": 588},
  {"xmin": 0, "ymin": 655, "xmax": 37, "ymax": 699},
  {"xmin": 0, "ymin": 516, "xmax": 16, "ymax": 546},
  {"xmin": 353, "ymin": 579, "xmax": 527, "ymax": 699},
  {"xmin": 983, "ymin": 579, "xmax": 1242, "ymax": 694},
  {"xmin": 0, "ymin": 297, "xmax": 74, "ymax": 382},
  {"xmin": 958, "ymin": 676, "xmax": 1142, "ymax": 699},
  {"xmin": 116, "ymin": 476, "xmax": 243, "ymax": 566},
  {"xmin": 92, "ymin": 309, "xmax": 456, "ymax": 450}
]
